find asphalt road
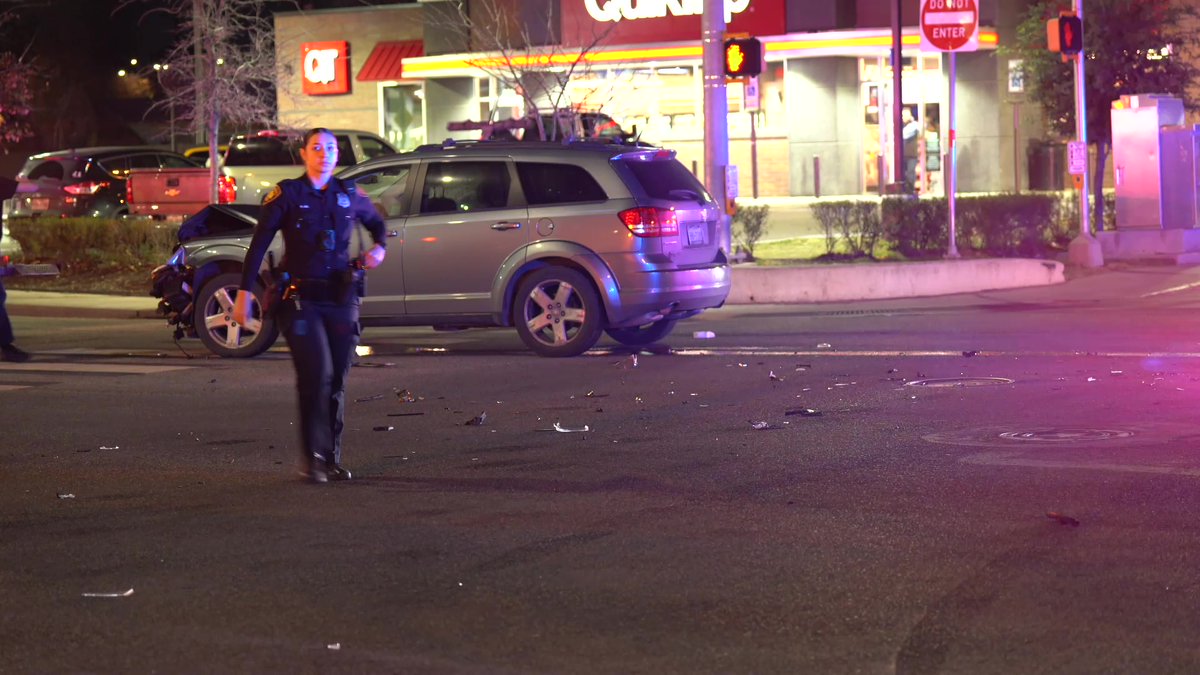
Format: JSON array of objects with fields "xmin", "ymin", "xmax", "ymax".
[{"xmin": 5, "ymin": 265, "xmax": 1200, "ymax": 673}]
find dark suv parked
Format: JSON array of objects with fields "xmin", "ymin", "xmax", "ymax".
[
  {"xmin": 152, "ymin": 139, "xmax": 730, "ymax": 358},
  {"xmin": 8, "ymin": 146, "xmax": 199, "ymax": 218}
]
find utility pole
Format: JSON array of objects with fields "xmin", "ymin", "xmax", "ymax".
[
  {"xmin": 702, "ymin": 0, "xmax": 730, "ymax": 253},
  {"xmin": 891, "ymin": 0, "xmax": 904, "ymax": 192},
  {"xmin": 1066, "ymin": 0, "xmax": 1103, "ymax": 267}
]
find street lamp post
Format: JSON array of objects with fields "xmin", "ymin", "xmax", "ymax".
[{"xmin": 153, "ymin": 63, "xmax": 176, "ymax": 153}]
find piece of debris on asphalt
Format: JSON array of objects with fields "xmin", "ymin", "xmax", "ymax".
[
  {"xmin": 584, "ymin": 390, "xmax": 609, "ymax": 398},
  {"xmin": 387, "ymin": 412, "xmax": 425, "ymax": 417},
  {"xmin": 544, "ymin": 422, "xmax": 590, "ymax": 433},
  {"xmin": 465, "ymin": 412, "xmax": 487, "ymax": 426},
  {"xmin": 355, "ymin": 393, "xmax": 386, "ymax": 403},
  {"xmin": 82, "ymin": 588, "xmax": 134, "ymax": 598},
  {"xmin": 1046, "ymin": 512, "xmax": 1081, "ymax": 526},
  {"xmin": 394, "ymin": 388, "xmax": 417, "ymax": 403},
  {"xmin": 373, "ymin": 426, "xmax": 394, "ymax": 432},
  {"xmin": 693, "ymin": 330, "xmax": 716, "ymax": 339},
  {"xmin": 769, "ymin": 370, "xmax": 783, "ymax": 382},
  {"xmin": 963, "ymin": 350, "xmax": 978, "ymax": 357},
  {"xmin": 784, "ymin": 408, "xmax": 822, "ymax": 417},
  {"xmin": 57, "ymin": 492, "xmax": 75, "ymax": 499},
  {"xmin": 99, "ymin": 446, "xmax": 119, "ymax": 451},
  {"xmin": 327, "ymin": 643, "xmax": 341, "ymax": 651},
  {"xmin": 749, "ymin": 420, "xmax": 775, "ymax": 430},
  {"xmin": 816, "ymin": 343, "xmax": 832, "ymax": 349},
  {"xmin": 353, "ymin": 361, "xmax": 395, "ymax": 368},
  {"xmin": 1086, "ymin": 377, "xmax": 1097, "ymax": 382}
]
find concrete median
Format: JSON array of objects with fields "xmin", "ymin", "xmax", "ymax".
[{"xmin": 728, "ymin": 258, "xmax": 1066, "ymax": 304}]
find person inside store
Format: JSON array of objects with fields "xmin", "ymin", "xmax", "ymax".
[
  {"xmin": 231, "ymin": 127, "xmax": 388, "ymax": 484},
  {"xmin": 901, "ymin": 106, "xmax": 921, "ymax": 193},
  {"xmin": 924, "ymin": 117, "xmax": 942, "ymax": 194},
  {"xmin": 0, "ymin": 175, "xmax": 31, "ymax": 363}
]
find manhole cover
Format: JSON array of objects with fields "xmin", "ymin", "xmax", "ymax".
[
  {"xmin": 997, "ymin": 429, "xmax": 1134, "ymax": 443},
  {"xmin": 905, "ymin": 377, "xmax": 1014, "ymax": 387},
  {"xmin": 924, "ymin": 426, "xmax": 1138, "ymax": 448}
]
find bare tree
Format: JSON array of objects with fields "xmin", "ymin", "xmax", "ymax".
[
  {"xmin": 431, "ymin": 0, "xmax": 614, "ymax": 141},
  {"xmin": 126, "ymin": 0, "xmax": 294, "ymax": 201},
  {"xmin": 0, "ymin": 6, "xmax": 39, "ymax": 149}
]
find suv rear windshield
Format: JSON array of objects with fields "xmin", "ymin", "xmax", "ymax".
[{"xmin": 620, "ymin": 159, "xmax": 710, "ymax": 201}]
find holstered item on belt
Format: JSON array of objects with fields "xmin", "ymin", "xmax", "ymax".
[
  {"xmin": 292, "ymin": 273, "xmax": 360, "ymax": 304},
  {"xmin": 262, "ymin": 271, "xmax": 289, "ymax": 316}
]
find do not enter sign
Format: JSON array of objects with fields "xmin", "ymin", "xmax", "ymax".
[{"xmin": 920, "ymin": 0, "xmax": 980, "ymax": 52}]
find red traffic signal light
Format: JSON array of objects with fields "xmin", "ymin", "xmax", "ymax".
[
  {"xmin": 1047, "ymin": 13, "xmax": 1083, "ymax": 55},
  {"xmin": 724, "ymin": 37, "xmax": 762, "ymax": 78}
]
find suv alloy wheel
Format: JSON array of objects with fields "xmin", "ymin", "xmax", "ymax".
[
  {"xmin": 194, "ymin": 272, "xmax": 278, "ymax": 358},
  {"xmin": 513, "ymin": 266, "xmax": 604, "ymax": 357}
]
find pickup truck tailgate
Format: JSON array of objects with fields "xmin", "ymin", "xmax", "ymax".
[{"xmin": 127, "ymin": 167, "xmax": 212, "ymax": 217}]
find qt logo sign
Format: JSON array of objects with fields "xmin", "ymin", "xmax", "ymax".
[{"xmin": 302, "ymin": 41, "xmax": 349, "ymax": 95}]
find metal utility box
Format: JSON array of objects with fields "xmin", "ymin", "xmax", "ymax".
[{"xmin": 1111, "ymin": 94, "xmax": 1197, "ymax": 230}]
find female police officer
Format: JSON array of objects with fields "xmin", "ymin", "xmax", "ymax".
[{"xmin": 231, "ymin": 128, "xmax": 388, "ymax": 484}]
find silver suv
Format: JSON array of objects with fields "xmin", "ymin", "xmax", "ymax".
[{"xmin": 151, "ymin": 140, "xmax": 731, "ymax": 357}]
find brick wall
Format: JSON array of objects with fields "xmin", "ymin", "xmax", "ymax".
[
  {"xmin": 670, "ymin": 136, "xmax": 793, "ymax": 198},
  {"xmin": 274, "ymin": 6, "xmax": 423, "ymax": 133}
]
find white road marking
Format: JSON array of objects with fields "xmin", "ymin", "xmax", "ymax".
[
  {"xmin": 0, "ymin": 363, "xmax": 193, "ymax": 374},
  {"xmin": 961, "ymin": 451, "xmax": 1200, "ymax": 477},
  {"xmin": 1142, "ymin": 281, "xmax": 1200, "ymax": 298}
]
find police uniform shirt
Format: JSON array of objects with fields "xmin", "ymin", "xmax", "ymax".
[{"xmin": 240, "ymin": 174, "xmax": 387, "ymax": 293}]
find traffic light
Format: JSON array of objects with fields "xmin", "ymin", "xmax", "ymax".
[
  {"xmin": 724, "ymin": 37, "xmax": 762, "ymax": 78},
  {"xmin": 1047, "ymin": 13, "xmax": 1083, "ymax": 55}
]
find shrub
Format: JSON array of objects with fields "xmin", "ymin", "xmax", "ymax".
[
  {"xmin": 732, "ymin": 203, "xmax": 770, "ymax": 260},
  {"xmin": 7, "ymin": 217, "xmax": 179, "ymax": 272},
  {"xmin": 811, "ymin": 199, "xmax": 885, "ymax": 258}
]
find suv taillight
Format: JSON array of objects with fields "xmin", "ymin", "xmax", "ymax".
[
  {"xmin": 217, "ymin": 175, "xmax": 236, "ymax": 204},
  {"xmin": 64, "ymin": 181, "xmax": 108, "ymax": 195},
  {"xmin": 619, "ymin": 207, "xmax": 679, "ymax": 237}
]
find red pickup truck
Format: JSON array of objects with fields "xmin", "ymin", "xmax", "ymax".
[{"xmin": 125, "ymin": 166, "xmax": 236, "ymax": 217}]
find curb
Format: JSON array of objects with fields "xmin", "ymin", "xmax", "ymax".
[{"xmin": 5, "ymin": 258, "xmax": 1068, "ymax": 320}]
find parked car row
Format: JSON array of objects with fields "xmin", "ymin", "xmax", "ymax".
[{"xmin": 5, "ymin": 129, "xmax": 396, "ymax": 219}]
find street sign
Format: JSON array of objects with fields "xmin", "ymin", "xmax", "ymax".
[
  {"xmin": 1068, "ymin": 141, "xmax": 1087, "ymax": 175},
  {"xmin": 920, "ymin": 0, "xmax": 980, "ymax": 53},
  {"xmin": 743, "ymin": 76, "xmax": 760, "ymax": 111}
]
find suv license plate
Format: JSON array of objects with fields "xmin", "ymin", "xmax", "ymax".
[
  {"xmin": 30, "ymin": 198, "xmax": 49, "ymax": 211},
  {"xmin": 686, "ymin": 222, "xmax": 707, "ymax": 246}
]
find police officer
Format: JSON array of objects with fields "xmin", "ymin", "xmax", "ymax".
[{"xmin": 231, "ymin": 128, "xmax": 387, "ymax": 484}]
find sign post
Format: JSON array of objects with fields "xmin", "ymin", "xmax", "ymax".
[{"xmin": 920, "ymin": 0, "xmax": 978, "ymax": 260}]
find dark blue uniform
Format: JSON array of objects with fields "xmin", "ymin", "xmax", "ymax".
[{"xmin": 241, "ymin": 174, "xmax": 387, "ymax": 479}]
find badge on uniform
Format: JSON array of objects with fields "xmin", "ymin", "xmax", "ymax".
[
  {"xmin": 337, "ymin": 193, "xmax": 350, "ymax": 208},
  {"xmin": 263, "ymin": 185, "xmax": 282, "ymax": 205}
]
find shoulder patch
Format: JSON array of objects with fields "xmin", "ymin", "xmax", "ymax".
[{"xmin": 263, "ymin": 185, "xmax": 282, "ymax": 205}]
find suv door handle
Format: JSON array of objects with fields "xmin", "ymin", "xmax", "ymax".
[{"xmin": 491, "ymin": 222, "xmax": 522, "ymax": 231}]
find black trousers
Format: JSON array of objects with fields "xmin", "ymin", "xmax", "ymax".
[
  {"xmin": 277, "ymin": 297, "xmax": 360, "ymax": 469},
  {"xmin": 0, "ymin": 279, "xmax": 13, "ymax": 347}
]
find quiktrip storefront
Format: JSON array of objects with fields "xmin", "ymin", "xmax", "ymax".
[{"xmin": 275, "ymin": 0, "xmax": 1032, "ymax": 198}]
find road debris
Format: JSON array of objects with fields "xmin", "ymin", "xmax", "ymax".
[
  {"xmin": 372, "ymin": 426, "xmax": 394, "ymax": 432},
  {"xmin": 540, "ymin": 422, "xmax": 590, "ymax": 433},
  {"xmin": 816, "ymin": 343, "xmax": 832, "ymax": 349},
  {"xmin": 387, "ymin": 412, "xmax": 425, "ymax": 417},
  {"xmin": 354, "ymin": 393, "xmax": 386, "ymax": 403},
  {"xmin": 327, "ymin": 643, "xmax": 342, "ymax": 651},
  {"xmin": 82, "ymin": 588, "xmax": 134, "ymax": 598},
  {"xmin": 394, "ymin": 388, "xmax": 417, "ymax": 403},
  {"xmin": 784, "ymin": 408, "xmax": 822, "ymax": 417},
  {"xmin": 769, "ymin": 370, "xmax": 783, "ymax": 382},
  {"xmin": 693, "ymin": 331, "xmax": 716, "ymax": 339},
  {"xmin": 1046, "ymin": 511, "xmax": 1080, "ymax": 527},
  {"xmin": 465, "ymin": 412, "xmax": 487, "ymax": 426},
  {"xmin": 749, "ymin": 420, "xmax": 775, "ymax": 430},
  {"xmin": 962, "ymin": 350, "xmax": 978, "ymax": 357},
  {"xmin": 57, "ymin": 492, "xmax": 75, "ymax": 499}
]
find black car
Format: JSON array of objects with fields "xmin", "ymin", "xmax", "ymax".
[{"xmin": 7, "ymin": 146, "xmax": 200, "ymax": 218}]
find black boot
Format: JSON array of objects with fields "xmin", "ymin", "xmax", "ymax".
[{"xmin": 1, "ymin": 344, "xmax": 31, "ymax": 362}]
